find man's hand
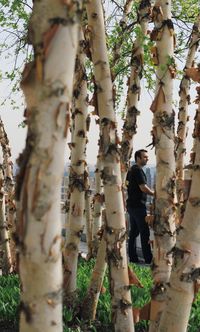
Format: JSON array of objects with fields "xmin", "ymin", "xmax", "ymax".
[{"xmin": 139, "ymin": 184, "xmax": 154, "ymax": 196}]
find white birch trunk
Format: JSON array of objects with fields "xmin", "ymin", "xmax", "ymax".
[
  {"xmin": 85, "ymin": 176, "xmax": 93, "ymax": 258},
  {"xmin": 0, "ymin": 150, "xmax": 13, "ymax": 275},
  {"xmin": 149, "ymin": 1, "xmax": 176, "ymax": 330},
  {"xmin": 92, "ymin": 155, "xmax": 104, "ymax": 255},
  {"xmin": 81, "ymin": 229, "xmax": 107, "ymax": 320},
  {"xmin": 175, "ymin": 16, "xmax": 200, "ymax": 221},
  {"xmin": 63, "ymin": 31, "xmax": 89, "ymax": 296},
  {"xmin": 111, "ymin": 0, "xmax": 134, "ymax": 77},
  {"xmin": 121, "ymin": 0, "xmax": 151, "ymax": 185},
  {"xmin": 0, "ymin": 119, "xmax": 15, "ymax": 273},
  {"xmin": 91, "ymin": 0, "xmax": 134, "ymax": 252},
  {"xmin": 17, "ymin": 1, "xmax": 79, "ymax": 331},
  {"xmin": 158, "ymin": 90, "xmax": 200, "ymax": 332},
  {"xmin": 86, "ymin": 1, "xmax": 134, "ymax": 331},
  {"xmin": 121, "ymin": 0, "xmax": 134, "ymax": 26}
]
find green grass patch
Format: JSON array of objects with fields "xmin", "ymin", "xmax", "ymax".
[
  {"xmin": 0, "ymin": 261, "xmax": 200, "ymax": 332},
  {"xmin": 0, "ymin": 274, "xmax": 20, "ymax": 323}
]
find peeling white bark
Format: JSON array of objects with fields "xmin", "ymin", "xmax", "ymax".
[
  {"xmin": 0, "ymin": 148, "xmax": 13, "ymax": 275},
  {"xmin": 17, "ymin": 1, "xmax": 80, "ymax": 331},
  {"xmin": 63, "ymin": 31, "xmax": 89, "ymax": 295},
  {"xmin": 92, "ymin": 155, "xmax": 104, "ymax": 255},
  {"xmin": 121, "ymin": 0, "xmax": 152, "ymax": 185},
  {"xmin": 86, "ymin": 1, "xmax": 134, "ymax": 331},
  {"xmin": 176, "ymin": 15, "xmax": 200, "ymax": 220},
  {"xmin": 0, "ymin": 119, "xmax": 15, "ymax": 273},
  {"xmin": 158, "ymin": 95, "xmax": 200, "ymax": 332},
  {"xmin": 149, "ymin": 1, "xmax": 176, "ymax": 330}
]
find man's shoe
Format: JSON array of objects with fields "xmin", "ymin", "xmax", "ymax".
[
  {"xmin": 145, "ymin": 260, "xmax": 152, "ymax": 265},
  {"xmin": 129, "ymin": 259, "xmax": 139, "ymax": 263}
]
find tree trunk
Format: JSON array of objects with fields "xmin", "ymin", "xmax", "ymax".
[
  {"xmin": 120, "ymin": 0, "xmax": 151, "ymax": 185},
  {"xmin": 121, "ymin": 0, "xmax": 134, "ymax": 26},
  {"xmin": 110, "ymin": 0, "xmax": 134, "ymax": 79},
  {"xmin": 92, "ymin": 155, "xmax": 104, "ymax": 255},
  {"xmin": 63, "ymin": 30, "xmax": 89, "ymax": 297},
  {"xmin": 17, "ymin": 1, "xmax": 79, "ymax": 331},
  {"xmin": 86, "ymin": 1, "xmax": 134, "ymax": 331},
  {"xmin": 0, "ymin": 149, "xmax": 13, "ymax": 275},
  {"xmin": 90, "ymin": 0, "xmax": 135, "ymax": 255},
  {"xmin": 175, "ymin": 15, "xmax": 200, "ymax": 221},
  {"xmin": 81, "ymin": 227, "xmax": 107, "ymax": 320},
  {"xmin": 85, "ymin": 173, "xmax": 93, "ymax": 258},
  {"xmin": 0, "ymin": 118, "xmax": 16, "ymax": 273},
  {"xmin": 158, "ymin": 87, "xmax": 200, "ymax": 332},
  {"xmin": 149, "ymin": 1, "xmax": 176, "ymax": 330}
]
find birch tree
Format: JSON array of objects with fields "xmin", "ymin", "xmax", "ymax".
[
  {"xmin": 149, "ymin": 1, "xmax": 176, "ymax": 330},
  {"xmin": 120, "ymin": 0, "xmax": 152, "ymax": 185},
  {"xmin": 0, "ymin": 145, "xmax": 13, "ymax": 275},
  {"xmin": 0, "ymin": 118, "xmax": 16, "ymax": 273},
  {"xmin": 16, "ymin": 1, "xmax": 80, "ymax": 331},
  {"xmin": 90, "ymin": 0, "xmax": 135, "ymax": 255},
  {"xmin": 83, "ymin": 0, "xmax": 152, "ymax": 320},
  {"xmin": 81, "ymin": 226, "xmax": 107, "ymax": 320},
  {"xmin": 86, "ymin": 1, "xmax": 134, "ymax": 331},
  {"xmin": 85, "ymin": 172, "xmax": 93, "ymax": 258},
  {"xmin": 63, "ymin": 31, "xmax": 89, "ymax": 297},
  {"xmin": 91, "ymin": 155, "xmax": 104, "ymax": 255},
  {"xmin": 158, "ymin": 86, "xmax": 200, "ymax": 332},
  {"xmin": 175, "ymin": 15, "xmax": 200, "ymax": 221}
]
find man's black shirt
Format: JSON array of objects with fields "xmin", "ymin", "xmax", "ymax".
[{"xmin": 126, "ymin": 164, "xmax": 147, "ymax": 208}]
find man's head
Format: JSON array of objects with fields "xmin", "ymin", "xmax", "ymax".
[{"xmin": 134, "ymin": 149, "xmax": 148, "ymax": 167}]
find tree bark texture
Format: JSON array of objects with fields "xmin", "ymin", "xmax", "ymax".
[
  {"xmin": 158, "ymin": 88, "xmax": 200, "ymax": 332},
  {"xmin": 175, "ymin": 15, "xmax": 200, "ymax": 221},
  {"xmin": 85, "ymin": 174, "xmax": 93, "ymax": 258},
  {"xmin": 92, "ymin": 155, "xmax": 104, "ymax": 255},
  {"xmin": 81, "ymin": 228, "xmax": 107, "ymax": 320},
  {"xmin": 63, "ymin": 32, "xmax": 89, "ymax": 296},
  {"xmin": 110, "ymin": 0, "xmax": 134, "ymax": 79},
  {"xmin": 17, "ymin": 1, "xmax": 80, "ymax": 331},
  {"xmin": 120, "ymin": 0, "xmax": 151, "ymax": 185},
  {"xmin": 0, "ymin": 118, "xmax": 16, "ymax": 273},
  {"xmin": 149, "ymin": 1, "xmax": 176, "ymax": 330},
  {"xmin": 0, "ymin": 149, "xmax": 13, "ymax": 275},
  {"xmin": 90, "ymin": 0, "xmax": 134, "ymax": 252},
  {"xmin": 86, "ymin": 1, "xmax": 134, "ymax": 331}
]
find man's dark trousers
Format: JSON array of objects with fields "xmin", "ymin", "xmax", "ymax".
[{"xmin": 128, "ymin": 205, "xmax": 152, "ymax": 264}]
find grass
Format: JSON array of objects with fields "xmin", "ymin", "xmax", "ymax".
[{"xmin": 0, "ymin": 260, "xmax": 200, "ymax": 331}]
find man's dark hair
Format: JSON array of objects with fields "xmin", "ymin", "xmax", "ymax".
[{"xmin": 134, "ymin": 149, "xmax": 147, "ymax": 162}]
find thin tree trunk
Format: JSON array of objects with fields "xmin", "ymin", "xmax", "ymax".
[
  {"xmin": 158, "ymin": 87, "xmax": 200, "ymax": 332},
  {"xmin": 85, "ymin": 173, "xmax": 93, "ymax": 258},
  {"xmin": 0, "ymin": 119, "xmax": 16, "ymax": 273},
  {"xmin": 86, "ymin": 1, "xmax": 134, "ymax": 331},
  {"xmin": 121, "ymin": 0, "xmax": 134, "ymax": 26},
  {"xmin": 120, "ymin": 0, "xmax": 152, "ymax": 185},
  {"xmin": 89, "ymin": 0, "xmax": 134, "ymax": 252},
  {"xmin": 149, "ymin": 1, "xmax": 176, "ymax": 330},
  {"xmin": 175, "ymin": 15, "xmax": 200, "ymax": 221},
  {"xmin": 0, "ymin": 149, "xmax": 13, "ymax": 275},
  {"xmin": 81, "ymin": 227, "xmax": 107, "ymax": 320},
  {"xmin": 16, "ymin": 2, "xmax": 79, "ymax": 331},
  {"xmin": 92, "ymin": 155, "xmax": 104, "ymax": 255},
  {"xmin": 90, "ymin": 0, "xmax": 134, "ymax": 254},
  {"xmin": 110, "ymin": 0, "xmax": 134, "ymax": 79},
  {"xmin": 63, "ymin": 31, "xmax": 89, "ymax": 297}
]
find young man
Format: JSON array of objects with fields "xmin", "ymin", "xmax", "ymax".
[{"xmin": 126, "ymin": 149, "xmax": 154, "ymax": 264}]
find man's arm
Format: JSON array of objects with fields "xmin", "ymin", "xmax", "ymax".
[{"xmin": 139, "ymin": 184, "xmax": 154, "ymax": 196}]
